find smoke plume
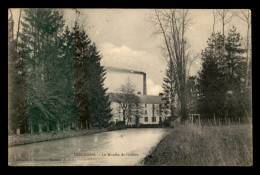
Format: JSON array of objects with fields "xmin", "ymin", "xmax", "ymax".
[
  {"xmin": 105, "ymin": 66, "xmax": 147, "ymax": 95},
  {"xmin": 105, "ymin": 66, "xmax": 145, "ymax": 75}
]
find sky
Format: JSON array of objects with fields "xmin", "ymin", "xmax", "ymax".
[{"xmin": 10, "ymin": 9, "xmax": 250, "ymax": 96}]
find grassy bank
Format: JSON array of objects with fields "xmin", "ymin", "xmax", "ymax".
[
  {"xmin": 8, "ymin": 128, "xmax": 111, "ymax": 147},
  {"xmin": 143, "ymin": 124, "xmax": 253, "ymax": 166},
  {"xmin": 9, "ymin": 121, "xmax": 126, "ymax": 147}
]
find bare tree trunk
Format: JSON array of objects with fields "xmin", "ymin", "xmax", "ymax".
[
  {"xmin": 123, "ymin": 109, "xmax": 126, "ymax": 125},
  {"xmin": 85, "ymin": 120, "xmax": 88, "ymax": 129},
  {"xmin": 57, "ymin": 123, "xmax": 60, "ymax": 131},
  {"xmin": 153, "ymin": 9, "xmax": 191, "ymax": 122},
  {"xmin": 212, "ymin": 10, "xmax": 217, "ymax": 59},
  {"xmin": 222, "ymin": 18, "xmax": 225, "ymax": 56},
  {"xmin": 246, "ymin": 10, "xmax": 251, "ymax": 88},
  {"xmin": 46, "ymin": 121, "xmax": 50, "ymax": 132},
  {"xmin": 30, "ymin": 123, "xmax": 34, "ymax": 134},
  {"xmin": 16, "ymin": 9, "xmax": 22, "ymax": 52},
  {"xmin": 80, "ymin": 121, "xmax": 83, "ymax": 130},
  {"xmin": 180, "ymin": 10, "xmax": 187, "ymax": 121},
  {"xmin": 16, "ymin": 128, "xmax": 20, "ymax": 135},
  {"xmin": 9, "ymin": 10, "xmax": 14, "ymax": 41},
  {"xmin": 39, "ymin": 124, "xmax": 42, "ymax": 133}
]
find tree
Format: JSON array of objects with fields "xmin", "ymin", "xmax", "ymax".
[
  {"xmin": 112, "ymin": 78, "xmax": 143, "ymax": 126},
  {"xmin": 21, "ymin": 8, "xmax": 71, "ymax": 132},
  {"xmin": 198, "ymin": 27, "xmax": 247, "ymax": 120},
  {"xmin": 85, "ymin": 43, "xmax": 112, "ymax": 128},
  {"xmin": 8, "ymin": 9, "xmax": 14, "ymax": 134},
  {"xmin": 161, "ymin": 59, "xmax": 176, "ymax": 119},
  {"xmin": 15, "ymin": 9, "xmax": 22, "ymax": 52},
  {"xmin": 151, "ymin": 9, "xmax": 193, "ymax": 121},
  {"xmin": 11, "ymin": 8, "xmax": 112, "ymax": 133},
  {"xmin": 232, "ymin": 9, "xmax": 252, "ymax": 120},
  {"xmin": 225, "ymin": 27, "xmax": 247, "ymax": 119},
  {"xmin": 198, "ymin": 33, "xmax": 226, "ymax": 117},
  {"xmin": 235, "ymin": 10, "xmax": 251, "ymax": 89},
  {"xmin": 71, "ymin": 22, "xmax": 91, "ymax": 129},
  {"xmin": 216, "ymin": 9, "xmax": 234, "ymax": 55},
  {"xmin": 58, "ymin": 26, "xmax": 78, "ymax": 130},
  {"xmin": 186, "ymin": 76, "xmax": 199, "ymax": 114},
  {"xmin": 70, "ymin": 19, "xmax": 112, "ymax": 129},
  {"xmin": 8, "ymin": 9, "xmax": 28, "ymax": 134}
]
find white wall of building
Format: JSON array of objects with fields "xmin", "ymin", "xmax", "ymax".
[
  {"xmin": 110, "ymin": 102, "xmax": 161, "ymax": 125},
  {"xmin": 110, "ymin": 102, "xmax": 122, "ymax": 123}
]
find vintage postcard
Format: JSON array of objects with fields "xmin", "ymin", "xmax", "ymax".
[{"xmin": 8, "ymin": 8, "xmax": 252, "ymax": 166}]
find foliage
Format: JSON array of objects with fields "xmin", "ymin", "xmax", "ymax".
[
  {"xmin": 8, "ymin": 10, "xmax": 28, "ymax": 134},
  {"xmin": 20, "ymin": 8, "xmax": 78, "ymax": 133},
  {"xmin": 85, "ymin": 43, "xmax": 112, "ymax": 128},
  {"xmin": 186, "ymin": 76, "xmax": 199, "ymax": 114},
  {"xmin": 71, "ymin": 22, "xmax": 91, "ymax": 129},
  {"xmin": 71, "ymin": 22, "xmax": 112, "ymax": 129},
  {"xmin": 112, "ymin": 78, "xmax": 143, "ymax": 126},
  {"xmin": 107, "ymin": 121, "xmax": 125, "ymax": 131},
  {"xmin": 198, "ymin": 27, "xmax": 247, "ymax": 119},
  {"xmin": 9, "ymin": 9, "xmax": 113, "ymax": 134},
  {"xmin": 161, "ymin": 59, "xmax": 177, "ymax": 119},
  {"xmin": 152, "ymin": 9, "xmax": 192, "ymax": 121}
]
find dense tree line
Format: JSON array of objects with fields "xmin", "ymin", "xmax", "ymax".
[
  {"xmin": 155, "ymin": 9, "xmax": 251, "ymax": 124},
  {"xmin": 8, "ymin": 9, "xmax": 112, "ymax": 134},
  {"xmin": 158, "ymin": 9, "xmax": 251, "ymax": 123},
  {"xmin": 161, "ymin": 25, "xmax": 250, "ymax": 122}
]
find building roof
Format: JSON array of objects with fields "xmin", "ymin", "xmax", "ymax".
[
  {"xmin": 138, "ymin": 95, "xmax": 163, "ymax": 104},
  {"xmin": 108, "ymin": 93, "xmax": 163, "ymax": 104}
]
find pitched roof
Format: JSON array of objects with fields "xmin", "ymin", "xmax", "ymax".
[{"xmin": 108, "ymin": 93, "xmax": 163, "ymax": 104}]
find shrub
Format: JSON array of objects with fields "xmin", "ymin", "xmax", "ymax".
[{"xmin": 115, "ymin": 121, "xmax": 125, "ymax": 130}]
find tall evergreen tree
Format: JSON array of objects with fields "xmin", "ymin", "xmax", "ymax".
[
  {"xmin": 198, "ymin": 32, "xmax": 228, "ymax": 118},
  {"xmin": 71, "ymin": 22, "xmax": 112, "ymax": 129},
  {"xmin": 162, "ymin": 59, "xmax": 177, "ymax": 119},
  {"xmin": 57, "ymin": 26, "xmax": 78, "ymax": 130},
  {"xmin": 71, "ymin": 22, "xmax": 91, "ymax": 129},
  {"xmin": 225, "ymin": 27, "xmax": 247, "ymax": 119},
  {"xmin": 21, "ymin": 8, "xmax": 71, "ymax": 132},
  {"xmin": 198, "ymin": 27, "xmax": 247, "ymax": 120},
  {"xmin": 86, "ymin": 43, "xmax": 112, "ymax": 128},
  {"xmin": 199, "ymin": 34, "xmax": 220, "ymax": 116}
]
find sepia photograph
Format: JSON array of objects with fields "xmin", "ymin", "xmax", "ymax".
[{"xmin": 8, "ymin": 8, "xmax": 252, "ymax": 166}]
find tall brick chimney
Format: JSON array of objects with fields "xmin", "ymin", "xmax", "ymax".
[{"xmin": 143, "ymin": 73, "xmax": 147, "ymax": 95}]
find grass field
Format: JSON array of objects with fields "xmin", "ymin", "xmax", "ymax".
[{"xmin": 143, "ymin": 124, "xmax": 253, "ymax": 166}]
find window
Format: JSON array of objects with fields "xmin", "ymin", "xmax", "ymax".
[
  {"xmin": 152, "ymin": 117, "xmax": 156, "ymax": 122},
  {"xmin": 145, "ymin": 117, "xmax": 148, "ymax": 122},
  {"xmin": 145, "ymin": 110, "xmax": 147, "ymax": 115},
  {"xmin": 129, "ymin": 117, "xmax": 132, "ymax": 123},
  {"xmin": 116, "ymin": 119, "xmax": 118, "ymax": 123},
  {"xmin": 145, "ymin": 103, "xmax": 147, "ymax": 108}
]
